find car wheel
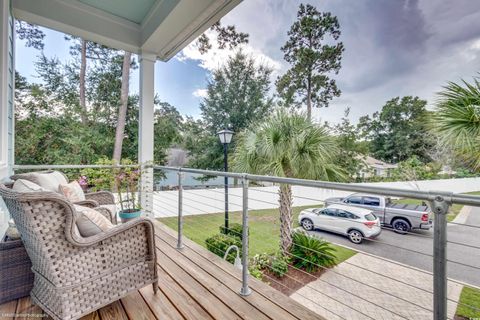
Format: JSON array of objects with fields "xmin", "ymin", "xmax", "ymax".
[
  {"xmin": 348, "ymin": 230, "xmax": 363, "ymax": 244},
  {"xmin": 301, "ymin": 219, "xmax": 314, "ymax": 231},
  {"xmin": 392, "ymin": 219, "xmax": 411, "ymax": 234}
]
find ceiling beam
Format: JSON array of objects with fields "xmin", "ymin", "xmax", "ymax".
[{"xmin": 13, "ymin": 0, "xmax": 141, "ymax": 53}]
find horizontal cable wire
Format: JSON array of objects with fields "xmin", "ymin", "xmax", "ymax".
[
  {"xmin": 446, "ymin": 239, "xmax": 480, "ymax": 250},
  {"xmin": 448, "ymin": 221, "xmax": 480, "ymax": 229},
  {"xmin": 283, "ymin": 251, "xmax": 433, "ymax": 315},
  {"xmin": 185, "ymin": 187, "xmax": 434, "ymax": 239},
  {"xmin": 259, "ymin": 273, "xmax": 349, "ymax": 320},
  {"xmin": 262, "ymin": 257, "xmax": 410, "ymax": 319},
  {"xmin": 156, "ymin": 215, "xmax": 460, "ymax": 320},
  {"xmin": 156, "ymin": 209, "xmax": 439, "ymax": 299}
]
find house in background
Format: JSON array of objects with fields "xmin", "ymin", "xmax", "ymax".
[{"xmin": 356, "ymin": 155, "xmax": 398, "ymax": 178}]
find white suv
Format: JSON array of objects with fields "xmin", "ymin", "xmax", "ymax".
[{"xmin": 298, "ymin": 204, "xmax": 381, "ymax": 244}]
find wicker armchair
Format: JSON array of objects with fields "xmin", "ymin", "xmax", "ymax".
[
  {"xmin": 0, "ymin": 185, "xmax": 158, "ymax": 320},
  {"xmin": 10, "ymin": 171, "xmax": 117, "ymax": 223}
]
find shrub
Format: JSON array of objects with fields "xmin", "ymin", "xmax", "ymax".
[
  {"xmin": 251, "ymin": 253, "xmax": 272, "ymax": 270},
  {"xmin": 205, "ymin": 233, "xmax": 242, "ymax": 263},
  {"xmin": 270, "ymin": 256, "xmax": 289, "ymax": 278},
  {"xmin": 290, "ymin": 231, "xmax": 337, "ymax": 272},
  {"xmin": 219, "ymin": 223, "xmax": 244, "ymax": 239},
  {"xmin": 249, "ymin": 267, "xmax": 263, "ymax": 280}
]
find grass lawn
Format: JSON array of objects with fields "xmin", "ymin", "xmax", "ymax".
[
  {"xmin": 158, "ymin": 204, "xmax": 356, "ymax": 264},
  {"xmin": 456, "ymin": 286, "xmax": 480, "ymax": 319},
  {"xmin": 396, "ymin": 191, "xmax": 480, "ymax": 222}
]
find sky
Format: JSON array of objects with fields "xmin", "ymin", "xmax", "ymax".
[{"xmin": 15, "ymin": 0, "xmax": 480, "ymax": 124}]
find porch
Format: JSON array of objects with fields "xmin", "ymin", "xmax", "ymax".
[{"xmin": 0, "ymin": 219, "xmax": 318, "ymax": 320}]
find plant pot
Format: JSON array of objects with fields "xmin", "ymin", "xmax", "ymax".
[{"xmin": 118, "ymin": 209, "xmax": 142, "ymax": 223}]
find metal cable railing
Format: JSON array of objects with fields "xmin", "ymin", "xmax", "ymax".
[
  {"xmin": 10, "ymin": 164, "xmax": 480, "ymax": 319},
  {"xmin": 154, "ymin": 165, "xmax": 480, "ymax": 320}
]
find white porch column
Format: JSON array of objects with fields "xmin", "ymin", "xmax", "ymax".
[
  {"xmin": 0, "ymin": 0, "xmax": 14, "ymax": 180},
  {"xmin": 0, "ymin": 0, "xmax": 14, "ymax": 235},
  {"xmin": 138, "ymin": 52, "xmax": 156, "ymax": 217}
]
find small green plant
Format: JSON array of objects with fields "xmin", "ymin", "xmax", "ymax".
[
  {"xmin": 251, "ymin": 253, "xmax": 272, "ymax": 270},
  {"xmin": 219, "ymin": 223, "xmax": 244, "ymax": 239},
  {"xmin": 290, "ymin": 231, "xmax": 337, "ymax": 272},
  {"xmin": 205, "ymin": 233, "xmax": 242, "ymax": 263},
  {"xmin": 249, "ymin": 266, "xmax": 263, "ymax": 280},
  {"xmin": 270, "ymin": 256, "xmax": 289, "ymax": 278}
]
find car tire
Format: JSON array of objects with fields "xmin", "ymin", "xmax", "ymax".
[
  {"xmin": 348, "ymin": 229, "xmax": 363, "ymax": 244},
  {"xmin": 301, "ymin": 218, "xmax": 314, "ymax": 231},
  {"xmin": 392, "ymin": 218, "xmax": 411, "ymax": 234}
]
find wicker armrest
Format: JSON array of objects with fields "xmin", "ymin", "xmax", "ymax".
[
  {"xmin": 85, "ymin": 191, "xmax": 115, "ymax": 205},
  {"xmin": 68, "ymin": 217, "xmax": 155, "ymax": 248},
  {"xmin": 74, "ymin": 199, "xmax": 99, "ymax": 208}
]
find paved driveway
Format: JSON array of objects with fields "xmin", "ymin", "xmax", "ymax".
[
  {"xmin": 291, "ymin": 253, "xmax": 463, "ymax": 320},
  {"xmin": 306, "ymin": 206, "xmax": 480, "ymax": 287}
]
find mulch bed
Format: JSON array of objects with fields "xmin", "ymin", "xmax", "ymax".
[
  {"xmin": 261, "ymin": 266, "xmax": 325, "ymax": 296},
  {"xmin": 453, "ymin": 315, "xmax": 468, "ymax": 320}
]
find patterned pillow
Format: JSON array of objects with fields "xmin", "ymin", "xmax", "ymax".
[
  {"xmin": 74, "ymin": 205, "xmax": 114, "ymax": 237},
  {"xmin": 59, "ymin": 181, "xmax": 86, "ymax": 202}
]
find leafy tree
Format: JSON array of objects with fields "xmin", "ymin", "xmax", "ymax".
[
  {"xmin": 15, "ymin": 21, "xmax": 45, "ymax": 50},
  {"xmin": 277, "ymin": 4, "xmax": 344, "ymax": 120},
  {"xmin": 233, "ymin": 110, "xmax": 345, "ymax": 254},
  {"xmin": 200, "ymin": 50, "xmax": 273, "ymax": 133},
  {"xmin": 197, "ymin": 21, "xmax": 249, "ymax": 54},
  {"xmin": 433, "ymin": 76, "xmax": 480, "ymax": 171},
  {"xmin": 153, "ymin": 101, "xmax": 184, "ymax": 164},
  {"xmin": 186, "ymin": 51, "xmax": 273, "ymax": 170},
  {"xmin": 391, "ymin": 156, "xmax": 441, "ymax": 187},
  {"xmin": 329, "ymin": 108, "xmax": 369, "ymax": 180},
  {"xmin": 359, "ymin": 96, "xmax": 434, "ymax": 164}
]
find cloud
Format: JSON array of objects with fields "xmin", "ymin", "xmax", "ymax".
[
  {"xmin": 192, "ymin": 88, "xmax": 208, "ymax": 99},
  {"xmin": 176, "ymin": 30, "xmax": 282, "ymax": 75},
  {"xmin": 177, "ymin": 0, "xmax": 480, "ymax": 124}
]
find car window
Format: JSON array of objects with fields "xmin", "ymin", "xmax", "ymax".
[
  {"xmin": 337, "ymin": 210, "xmax": 349, "ymax": 218},
  {"xmin": 348, "ymin": 212, "xmax": 360, "ymax": 219},
  {"xmin": 364, "ymin": 213, "xmax": 376, "ymax": 221},
  {"xmin": 345, "ymin": 196, "xmax": 362, "ymax": 204},
  {"xmin": 363, "ymin": 196, "xmax": 380, "ymax": 206},
  {"xmin": 324, "ymin": 208, "xmax": 338, "ymax": 217}
]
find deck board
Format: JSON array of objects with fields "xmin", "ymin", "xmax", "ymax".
[{"xmin": 0, "ymin": 220, "xmax": 323, "ymax": 320}]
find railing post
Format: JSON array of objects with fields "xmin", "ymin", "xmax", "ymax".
[
  {"xmin": 240, "ymin": 174, "xmax": 251, "ymax": 296},
  {"xmin": 430, "ymin": 194, "xmax": 450, "ymax": 320},
  {"xmin": 177, "ymin": 170, "xmax": 184, "ymax": 250}
]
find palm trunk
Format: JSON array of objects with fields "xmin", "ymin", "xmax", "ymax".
[
  {"xmin": 113, "ymin": 51, "xmax": 131, "ymax": 162},
  {"xmin": 79, "ymin": 39, "xmax": 87, "ymax": 124},
  {"xmin": 279, "ymin": 183, "xmax": 293, "ymax": 254}
]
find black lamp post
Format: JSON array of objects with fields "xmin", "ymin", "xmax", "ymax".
[{"xmin": 217, "ymin": 128, "xmax": 234, "ymax": 232}]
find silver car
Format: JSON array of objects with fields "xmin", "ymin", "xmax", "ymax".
[{"xmin": 298, "ymin": 204, "xmax": 382, "ymax": 244}]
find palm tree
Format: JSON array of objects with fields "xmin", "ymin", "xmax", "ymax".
[
  {"xmin": 233, "ymin": 110, "xmax": 345, "ymax": 254},
  {"xmin": 434, "ymin": 77, "xmax": 480, "ymax": 170}
]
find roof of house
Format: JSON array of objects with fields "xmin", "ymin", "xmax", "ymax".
[{"xmin": 356, "ymin": 155, "xmax": 398, "ymax": 169}]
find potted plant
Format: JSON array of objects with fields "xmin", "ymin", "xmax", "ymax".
[{"xmin": 116, "ymin": 166, "xmax": 142, "ymax": 223}]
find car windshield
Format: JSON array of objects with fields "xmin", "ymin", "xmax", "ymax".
[{"xmin": 364, "ymin": 213, "xmax": 376, "ymax": 221}]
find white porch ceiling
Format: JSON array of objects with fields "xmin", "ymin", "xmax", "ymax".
[{"xmin": 12, "ymin": 0, "xmax": 242, "ymax": 61}]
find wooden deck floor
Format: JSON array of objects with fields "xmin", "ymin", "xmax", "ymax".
[{"xmin": 0, "ymin": 220, "xmax": 322, "ymax": 320}]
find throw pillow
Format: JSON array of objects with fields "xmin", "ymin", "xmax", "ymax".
[
  {"xmin": 59, "ymin": 181, "xmax": 86, "ymax": 202},
  {"xmin": 12, "ymin": 179, "xmax": 46, "ymax": 192},
  {"xmin": 74, "ymin": 205, "xmax": 114, "ymax": 237},
  {"xmin": 33, "ymin": 171, "xmax": 68, "ymax": 192}
]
